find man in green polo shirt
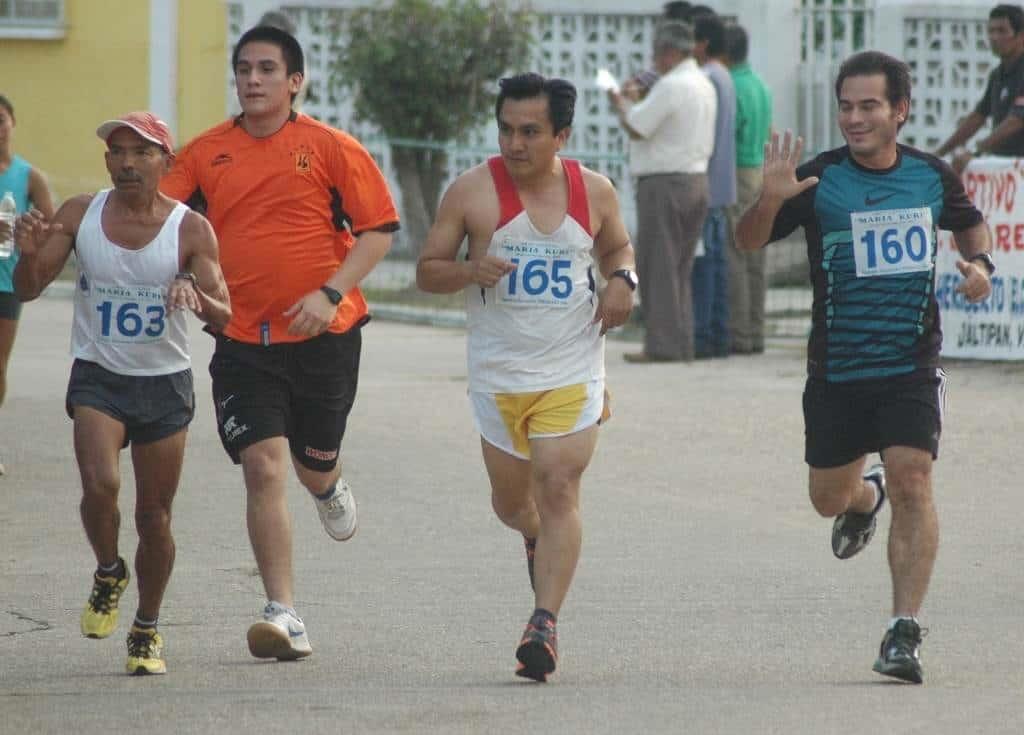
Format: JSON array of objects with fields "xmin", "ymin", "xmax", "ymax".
[{"xmin": 725, "ymin": 23, "xmax": 772, "ymax": 355}]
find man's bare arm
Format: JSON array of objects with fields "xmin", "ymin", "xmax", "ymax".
[
  {"xmin": 173, "ymin": 211, "xmax": 231, "ymax": 331},
  {"xmin": 591, "ymin": 174, "xmax": 636, "ymax": 275},
  {"xmin": 935, "ymin": 112, "xmax": 986, "ymax": 157},
  {"xmin": 12, "ymin": 195, "xmax": 89, "ymax": 301},
  {"xmin": 607, "ymin": 90, "xmax": 644, "ymax": 140},
  {"xmin": 975, "ymin": 115, "xmax": 1024, "ymax": 154},
  {"xmin": 589, "ymin": 173, "xmax": 636, "ymax": 334},
  {"xmin": 417, "ymin": 174, "xmax": 513, "ymax": 293},
  {"xmin": 27, "ymin": 167, "xmax": 56, "ymax": 219},
  {"xmin": 953, "ymin": 220, "xmax": 992, "ymax": 261}
]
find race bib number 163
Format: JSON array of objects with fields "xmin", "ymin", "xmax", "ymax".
[{"xmin": 851, "ymin": 207, "xmax": 934, "ymax": 277}]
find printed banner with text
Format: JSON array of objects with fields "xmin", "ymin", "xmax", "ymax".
[{"xmin": 937, "ymin": 157, "xmax": 1024, "ymax": 359}]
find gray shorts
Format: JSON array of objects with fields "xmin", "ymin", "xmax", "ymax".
[{"xmin": 66, "ymin": 359, "xmax": 194, "ymax": 446}]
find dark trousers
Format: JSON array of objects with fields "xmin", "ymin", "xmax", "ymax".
[
  {"xmin": 692, "ymin": 206, "xmax": 731, "ymax": 356},
  {"xmin": 635, "ymin": 173, "xmax": 709, "ymax": 360},
  {"xmin": 727, "ymin": 167, "xmax": 767, "ymax": 352}
]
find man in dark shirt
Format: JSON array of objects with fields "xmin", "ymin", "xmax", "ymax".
[
  {"xmin": 935, "ymin": 4, "xmax": 1024, "ymax": 171},
  {"xmin": 738, "ymin": 51, "xmax": 993, "ymax": 685}
]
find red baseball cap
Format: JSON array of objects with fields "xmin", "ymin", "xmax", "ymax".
[{"xmin": 96, "ymin": 112, "xmax": 175, "ymax": 156}]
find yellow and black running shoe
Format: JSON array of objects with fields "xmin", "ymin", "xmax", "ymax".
[
  {"xmin": 80, "ymin": 559, "xmax": 129, "ymax": 639},
  {"xmin": 126, "ymin": 626, "xmax": 166, "ymax": 675}
]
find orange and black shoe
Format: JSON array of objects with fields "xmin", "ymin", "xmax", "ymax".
[
  {"xmin": 524, "ymin": 536, "xmax": 537, "ymax": 591},
  {"xmin": 515, "ymin": 610, "xmax": 557, "ymax": 682}
]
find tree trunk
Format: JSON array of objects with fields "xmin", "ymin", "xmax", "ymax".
[{"xmin": 391, "ymin": 146, "xmax": 449, "ymax": 257}]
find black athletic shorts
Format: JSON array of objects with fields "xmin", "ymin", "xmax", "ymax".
[
  {"xmin": 66, "ymin": 359, "xmax": 195, "ymax": 446},
  {"xmin": 0, "ymin": 291, "xmax": 22, "ymax": 320},
  {"xmin": 802, "ymin": 368, "xmax": 947, "ymax": 468},
  {"xmin": 209, "ymin": 328, "xmax": 361, "ymax": 471}
]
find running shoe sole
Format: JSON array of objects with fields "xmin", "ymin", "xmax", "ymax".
[
  {"xmin": 247, "ymin": 622, "xmax": 312, "ymax": 660},
  {"xmin": 127, "ymin": 660, "xmax": 167, "ymax": 676},
  {"xmin": 872, "ymin": 658, "xmax": 923, "ymax": 684},
  {"xmin": 515, "ymin": 640, "xmax": 556, "ymax": 682}
]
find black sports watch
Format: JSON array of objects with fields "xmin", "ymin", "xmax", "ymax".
[
  {"xmin": 610, "ymin": 268, "xmax": 639, "ymax": 291},
  {"xmin": 969, "ymin": 252, "xmax": 995, "ymax": 275},
  {"xmin": 319, "ymin": 285, "xmax": 343, "ymax": 305}
]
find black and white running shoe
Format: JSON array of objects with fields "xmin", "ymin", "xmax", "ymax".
[{"xmin": 831, "ymin": 463, "xmax": 886, "ymax": 560}]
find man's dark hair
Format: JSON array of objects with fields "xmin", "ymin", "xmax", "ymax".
[
  {"xmin": 991, "ymin": 4, "xmax": 1024, "ymax": 35},
  {"xmin": 694, "ymin": 13, "xmax": 727, "ymax": 57},
  {"xmin": 724, "ymin": 24, "xmax": 749, "ymax": 64},
  {"xmin": 495, "ymin": 73, "xmax": 577, "ymax": 134},
  {"xmin": 835, "ymin": 51, "xmax": 912, "ymax": 128},
  {"xmin": 258, "ymin": 10, "xmax": 297, "ymax": 36},
  {"xmin": 232, "ymin": 25, "xmax": 305, "ymax": 78},
  {"xmin": 0, "ymin": 95, "xmax": 13, "ymax": 123},
  {"xmin": 662, "ymin": 1, "xmax": 692, "ymax": 20}
]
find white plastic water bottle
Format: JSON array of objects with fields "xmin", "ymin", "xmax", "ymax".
[{"xmin": 0, "ymin": 191, "xmax": 16, "ymax": 259}]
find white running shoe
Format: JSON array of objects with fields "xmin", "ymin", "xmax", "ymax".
[
  {"xmin": 314, "ymin": 480, "xmax": 358, "ymax": 541},
  {"xmin": 247, "ymin": 601, "xmax": 312, "ymax": 660}
]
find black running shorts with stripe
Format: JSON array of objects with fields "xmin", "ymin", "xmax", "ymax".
[
  {"xmin": 209, "ymin": 328, "xmax": 361, "ymax": 472},
  {"xmin": 802, "ymin": 368, "xmax": 947, "ymax": 468}
]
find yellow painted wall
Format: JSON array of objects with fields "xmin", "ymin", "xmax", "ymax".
[
  {"xmin": 178, "ymin": 0, "xmax": 229, "ymax": 146},
  {"xmin": 2, "ymin": 0, "xmax": 149, "ymax": 199},
  {"xmin": 0, "ymin": 0, "xmax": 228, "ymax": 202}
]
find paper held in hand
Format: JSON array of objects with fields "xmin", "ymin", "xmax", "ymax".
[{"xmin": 595, "ymin": 68, "xmax": 619, "ymax": 93}]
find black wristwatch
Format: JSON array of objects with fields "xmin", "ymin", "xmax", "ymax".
[
  {"xmin": 319, "ymin": 285, "xmax": 343, "ymax": 305},
  {"xmin": 174, "ymin": 271, "xmax": 197, "ymax": 288},
  {"xmin": 969, "ymin": 252, "xmax": 995, "ymax": 275},
  {"xmin": 610, "ymin": 268, "xmax": 639, "ymax": 291}
]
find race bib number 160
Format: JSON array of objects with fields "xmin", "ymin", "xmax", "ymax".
[{"xmin": 851, "ymin": 207, "xmax": 934, "ymax": 277}]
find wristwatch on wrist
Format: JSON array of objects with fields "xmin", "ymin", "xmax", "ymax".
[
  {"xmin": 319, "ymin": 285, "xmax": 343, "ymax": 305},
  {"xmin": 174, "ymin": 271, "xmax": 197, "ymax": 288},
  {"xmin": 969, "ymin": 252, "xmax": 995, "ymax": 275},
  {"xmin": 610, "ymin": 268, "xmax": 639, "ymax": 291}
]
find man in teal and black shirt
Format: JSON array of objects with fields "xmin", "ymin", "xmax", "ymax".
[{"xmin": 737, "ymin": 51, "xmax": 993, "ymax": 685}]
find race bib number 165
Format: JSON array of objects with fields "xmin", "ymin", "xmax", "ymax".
[
  {"xmin": 851, "ymin": 207, "xmax": 934, "ymax": 277},
  {"xmin": 497, "ymin": 239, "xmax": 574, "ymax": 307}
]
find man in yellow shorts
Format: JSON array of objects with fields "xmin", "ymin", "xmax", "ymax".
[{"xmin": 417, "ymin": 73, "xmax": 637, "ymax": 682}]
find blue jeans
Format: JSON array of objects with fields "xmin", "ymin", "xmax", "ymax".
[{"xmin": 692, "ymin": 207, "xmax": 730, "ymax": 356}]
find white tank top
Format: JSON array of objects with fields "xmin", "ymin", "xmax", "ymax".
[
  {"xmin": 70, "ymin": 189, "xmax": 191, "ymax": 376},
  {"xmin": 466, "ymin": 157, "xmax": 604, "ymax": 393}
]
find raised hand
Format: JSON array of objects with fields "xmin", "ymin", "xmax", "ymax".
[
  {"xmin": 762, "ymin": 130, "xmax": 819, "ymax": 203},
  {"xmin": 13, "ymin": 209, "xmax": 63, "ymax": 257}
]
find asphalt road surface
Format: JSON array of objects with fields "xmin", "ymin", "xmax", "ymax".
[{"xmin": 2, "ymin": 296, "xmax": 1022, "ymax": 734}]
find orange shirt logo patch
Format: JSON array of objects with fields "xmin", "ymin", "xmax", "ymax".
[{"xmin": 292, "ymin": 145, "xmax": 313, "ymax": 173}]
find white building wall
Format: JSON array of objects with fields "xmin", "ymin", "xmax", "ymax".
[{"xmin": 222, "ymin": 0, "xmax": 999, "ymax": 244}]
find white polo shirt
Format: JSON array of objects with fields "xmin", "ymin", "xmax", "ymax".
[{"xmin": 625, "ymin": 58, "xmax": 717, "ymax": 176}]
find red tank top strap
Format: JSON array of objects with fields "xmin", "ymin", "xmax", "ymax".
[
  {"xmin": 561, "ymin": 158, "xmax": 592, "ymax": 236},
  {"xmin": 487, "ymin": 156, "xmax": 523, "ymax": 230}
]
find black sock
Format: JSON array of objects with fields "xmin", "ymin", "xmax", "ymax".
[
  {"xmin": 314, "ymin": 483, "xmax": 337, "ymax": 501},
  {"xmin": 532, "ymin": 608, "xmax": 556, "ymax": 625},
  {"xmin": 97, "ymin": 558, "xmax": 125, "ymax": 579},
  {"xmin": 133, "ymin": 614, "xmax": 158, "ymax": 631}
]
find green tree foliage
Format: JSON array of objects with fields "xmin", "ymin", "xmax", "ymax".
[{"xmin": 335, "ymin": 0, "xmax": 533, "ymax": 252}]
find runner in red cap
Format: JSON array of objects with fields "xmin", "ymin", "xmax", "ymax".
[
  {"xmin": 96, "ymin": 112, "xmax": 176, "ymax": 157},
  {"xmin": 11, "ymin": 112, "xmax": 230, "ymax": 675}
]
